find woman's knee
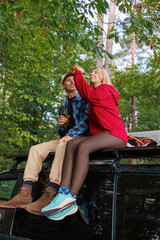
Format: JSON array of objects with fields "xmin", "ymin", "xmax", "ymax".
[
  {"xmin": 66, "ymin": 138, "xmax": 76, "ymax": 150},
  {"xmin": 66, "ymin": 137, "xmax": 83, "ymax": 150},
  {"xmin": 77, "ymin": 141, "xmax": 89, "ymax": 155}
]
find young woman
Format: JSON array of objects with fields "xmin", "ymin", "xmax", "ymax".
[{"xmin": 41, "ymin": 66, "xmax": 128, "ymax": 220}]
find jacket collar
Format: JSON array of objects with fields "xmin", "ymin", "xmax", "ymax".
[{"xmin": 66, "ymin": 92, "xmax": 81, "ymax": 101}]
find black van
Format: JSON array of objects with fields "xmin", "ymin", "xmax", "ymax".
[{"xmin": 0, "ymin": 144, "xmax": 160, "ymax": 240}]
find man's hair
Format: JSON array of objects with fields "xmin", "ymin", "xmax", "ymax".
[{"xmin": 61, "ymin": 71, "xmax": 74, "ymax": 84}]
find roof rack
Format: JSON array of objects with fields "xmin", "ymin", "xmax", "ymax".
[{"xmin": 5, "ymin": 145, "xmax": 160, "ymax": 173}]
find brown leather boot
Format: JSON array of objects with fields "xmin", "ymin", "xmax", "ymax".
[
  {"xmin": 0, "ymin": 187, "xmax": 32, "ymax": 209},
  {"xmin": 25, "ymin": 187, "xmax": 56, "ymax": 215}
]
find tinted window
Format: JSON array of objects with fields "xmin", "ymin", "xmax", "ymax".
[
  {"xmin": 116, "ymin": 174, "xmax": 160, "ymax": 240},
  {"xmin": 0, "ymin": 179, "xmax": 17, "ymax": 233},
  {"xmin": 0, "ymin": 180, "xmax": 16, "ymax": 201}
]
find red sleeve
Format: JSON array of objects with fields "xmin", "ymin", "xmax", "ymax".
[{"xmin": 74, "ymin": 70, "xmax": 111, "ymax": 104}]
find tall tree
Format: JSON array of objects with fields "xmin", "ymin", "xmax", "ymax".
[
  {"xmin": 0, "ymin": 0, "xmax": 159, "ymax": 167},
  {"xmin": 131, "ymin": 0, "xmax": 137, "ymax": 132},
  {"xmin": 96, "ymin": 13, "xmax": 104, "ymax": 67},
  {"xmin": 104, "ymin": 0, "xmax": 116, "ymax": 76},
  {"xmin": 113, "ymin": 59, "xmax": 160, "ymax": 132}
]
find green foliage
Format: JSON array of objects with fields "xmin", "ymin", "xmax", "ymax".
[
  {"xmin": 112, "ymin": 59, "xmax": 160, "ymax": 132},
  {"xmin": 0, "ymin": 0, "xmax": 159, "ymax": 170},
  {"xmin": 0, "ymin": 0, "xmax": 98, "ymax": 161},
  {"xmin": 116, "ymin": 0, "xmax": 160, "ymax": 62},
  {"xmin": 0, "ymin": 179, "xmax": 17, "ymax": 200}
]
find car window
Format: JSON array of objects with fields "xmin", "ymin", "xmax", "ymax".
[
  {"xmin": 0, "ymin": 180, "xmax": 17, "ymax": 201},
  {"xmin": 0, "ymin": 179, "xmax": 17, "ymax": 233},
  {"xmin": 116, "ymin": 173, "xmax": 160, "ymax": 239}
]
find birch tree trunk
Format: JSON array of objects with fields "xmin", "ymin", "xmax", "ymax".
[
  {"xmin": 96, "ymin": 13, "xmax": 103, "ymax": 67},
  {"xmin": 104, "ymin": 0, "xmax": 116, "ymax": 76}
]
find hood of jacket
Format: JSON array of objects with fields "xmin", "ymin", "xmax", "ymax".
[{"xmin": 106, "ymin": 85, "xmax": 119, "ymax": 106}]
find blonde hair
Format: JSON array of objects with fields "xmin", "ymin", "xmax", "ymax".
[{"xmin": 91, "ymin": 67, "xmax": 112, "ymax": 86}]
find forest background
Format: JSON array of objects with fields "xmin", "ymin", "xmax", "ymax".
[{"xmin": 0, "ymin": 0, "xmax": 160, "ymax": 171}]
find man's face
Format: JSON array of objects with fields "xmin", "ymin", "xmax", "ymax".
[{"xmin": 62, "ymin": 75, "xmax": 76, "ymax": 91}]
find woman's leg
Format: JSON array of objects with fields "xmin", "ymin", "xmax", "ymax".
[
  {"xmin": 70, "ymin": 133, "xmax": 126, "ymax": 195},
  {"xmin": 41, "ymin": 137, "xmax": 88, "ymax": 216},
  {"xmin": 60, "ymin": 137, "xmax": 88, "ymax": 188},
  {"xmin": 41, "ymin": 134, "xmax": 125, "ymax": 217}
]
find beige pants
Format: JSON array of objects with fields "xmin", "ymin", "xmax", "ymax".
[{"xmin": 23, "ymin": 140, "xmax": 67, "ymax": 185}]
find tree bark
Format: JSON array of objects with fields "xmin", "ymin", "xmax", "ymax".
[
  {"xmin": 131, "ymin": 5, "xmax": 136, "ymax": 132},
  {"xmin": 132, "ymin": 32, "xmax": 136, "ymax": 66},
  {"xmin": 104, "ymin": 0, "xmax": 116, "ymax": 76},
  {"xmin": 96, "ymin": 13, "xmax": 103, "ymax": 67},
  {"xmin": 131, "ymin": 96, "xmax": 136, "ymax": 132},
  {"xmin": 0, "ymin": 52, "xmax": 6, "ymax": 145}
]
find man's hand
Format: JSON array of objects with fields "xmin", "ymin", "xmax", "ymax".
[
  {"xmin": 57, "ymin": 136, "xmax": 73, "ymax": 143},
  {"xmin": 58, "ymin": 115, "xmax": 68, "ymax": 127}
]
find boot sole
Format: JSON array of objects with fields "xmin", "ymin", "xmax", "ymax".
[
  {"xmin": 25, "ymin": 207, "xmax": 42, "ymax": 216},
  {"xmin": 0, "ymin": 205, "xmax": 28, "ymax": 209}
]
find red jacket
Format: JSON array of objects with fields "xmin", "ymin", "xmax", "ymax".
[{"xmin": 74, "ymin": 70, "xmax": 128, "ymax": 143}]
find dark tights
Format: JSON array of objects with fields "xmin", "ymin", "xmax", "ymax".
[{"xmin": 60, "ymin": 133, "xmax": 126, "ymax": 195}]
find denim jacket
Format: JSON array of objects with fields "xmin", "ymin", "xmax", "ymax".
[{"xmin": 57, "ymin": 92, "xmax": 89, "ymax": 138}]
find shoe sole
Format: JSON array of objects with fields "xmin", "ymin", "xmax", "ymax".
[
  {"xmin": 42, "ymin": 198, "xmax": 76, "ymax": 216},
  {"xmin": 48, "ymin": 205, "xmax": 78, "ymax": 221},
  {"xmin": 0, "ymin": 205, "xmax": 28, "ymax": 209},
  {"xmin": 78, "ymin": 206, "xmax": 89, "ymax": 224},
  {"xmin": 24, "ymin": 207, "xmax": 42, "ymax": 216}
]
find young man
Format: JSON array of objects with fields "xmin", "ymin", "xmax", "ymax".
[{"xmin": 0, "ymin": 71, "xmax": 88, "ymax": 215}]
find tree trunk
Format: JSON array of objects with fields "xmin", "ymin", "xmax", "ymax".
[
  {"xmin": 104, "ymin": 0, "xmax": 116, "ymax": 76},
  {"xmin": 131, "ymin": 3, "xmax": 136, "ymax": 132},
  {"xmin": 0, "ymin": 52, "xmax": 5, "ymax": 145},
  {"xmin": 131, "ymin": 96, "xmax": 136, "ymax": 132},
  {"xmin": 132, "ymin": 32, "xmax": 136, "ymax": 66},
  {"xmin": 96, "ymin": 13, "xmax": 103, "ymax": 67},
  {"xmin": 127, "ymin": 115, "xmax": 131, "ymax": 132}
]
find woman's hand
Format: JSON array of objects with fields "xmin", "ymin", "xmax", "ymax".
[{"xmin": 74, "ymin": 65, "xmax": 84, "ymax": 73}]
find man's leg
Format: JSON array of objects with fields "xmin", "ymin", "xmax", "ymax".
[
  {"xmin": 0, "ymin": 140, "xmax": 58, "ymax": 209},
  {"xmin": 25, "ymin": 141, "xmax": 68, "ymax": 215},
  {"xmin": 24, "ymin": 140, "xmax": 58, "ymax": 182},
  {"xmin": 49, "ymin": 141, "xmax": 67, "ymax": 185}
]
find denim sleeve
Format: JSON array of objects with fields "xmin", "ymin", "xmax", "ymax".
[
  {"xmin": 66, "ymin": 102, "xmax": 89, "ymax": 138},
  {"xmin": 57, "ymin": 105, "xmax": 67, "ymax": 138}
]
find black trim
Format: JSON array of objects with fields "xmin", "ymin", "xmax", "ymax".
[{"xmin": 1, "ymin": 173, "xmax": 23, "ymax": 235}]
